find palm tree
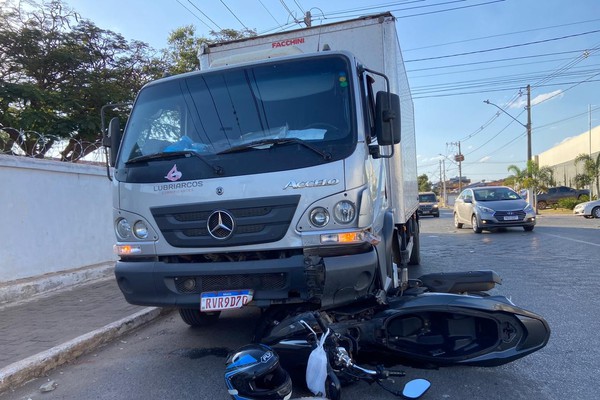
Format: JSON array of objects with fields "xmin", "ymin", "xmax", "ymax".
[
  {"xmin": 506, "ymin": 164, "xmax": 526, "ymax": 190},
  {"xmin": 506, "ymin": 160, "xmax": 554, "ymax": 192},
  {"xmin": 507, "ymin": 160, "xmax": 554, "ymax": 212},
  {"xmin": 574, "ymin": 153, "xmax": 600, "ymax": 199}
]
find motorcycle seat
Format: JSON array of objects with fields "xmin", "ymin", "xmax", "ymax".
[{"xmin": 418, "ymin": 270, "xmax": 501, "ymax": 293}]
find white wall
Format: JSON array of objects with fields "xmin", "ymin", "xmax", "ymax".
[{"xmin": 0, "ymin": 155, "xmax": 116, "ymax": 282}]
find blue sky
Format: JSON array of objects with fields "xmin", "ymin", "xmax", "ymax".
[{"xmin": 65, "ymin": 0, "xmax": 600, "ymax": 183}]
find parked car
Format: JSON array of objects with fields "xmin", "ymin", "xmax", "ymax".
[
  {"xmin": 537, "ymin": 186, "xmax": 590, "ymax": 209},
  {"xmin": 573, "ymin": 199, "xmax": 600, "ymax": 219},
  {"xmin": 418, "ymin": 191, "xmax": 439, "ymax": 217},
  {"xmin": 453, "ymin": 186, "xmax": 536, "ymax": 233}
]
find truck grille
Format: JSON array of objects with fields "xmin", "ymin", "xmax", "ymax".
[
  {"xmin": 151, "ymin": 195, "xmax": 300, "ymax": 248},
  {"xmin": 173, "ymin": 273, "xmax": 287, "ymax": 294}
]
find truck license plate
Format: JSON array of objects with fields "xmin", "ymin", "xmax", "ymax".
[
  {"xmin": 504, "ymin": 215, "xmax": 519, "ymax": 221},
  {"xmin": 201, "ymin": 289, "xmax": 253, "ymax": 312}
]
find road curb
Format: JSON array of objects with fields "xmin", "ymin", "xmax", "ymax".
[
  {"xmin": 0, "ymin": 263, "xmax": 115, "ymax": 307},
  {"xmin": 0, "ymin": 306, "xmax": 171, "ymax": 393}
]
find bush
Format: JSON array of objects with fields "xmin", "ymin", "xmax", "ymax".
[{"xmin": 557, "ymin": 197, "xmax": 581, "ymax": 210}]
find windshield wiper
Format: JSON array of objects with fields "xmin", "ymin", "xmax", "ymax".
[
  {"xmin": 217, "ymin": 138, "xmax": 331, "ymax": 160},
  {"xmin": 125, "ymin": 150, "xmax": 224, "ymax": 175}
]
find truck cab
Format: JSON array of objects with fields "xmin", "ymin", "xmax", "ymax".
[{"xmin": 107, "ymin": 14, "xmax": 419, "ymax": 326}]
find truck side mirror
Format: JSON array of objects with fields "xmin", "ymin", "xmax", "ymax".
[
  {"xmin": 375, "ymin": 91, "xmax": 401, "ymax": 146},
  {"xmin": 108, "ymin": 117, "xmax": 122, "ymax": 167}
]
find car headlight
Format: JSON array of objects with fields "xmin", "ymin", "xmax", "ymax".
[
  {"xmin": 524, "ymin": 204, "xmax": 534, "ymax": 213},
  {"xmin": 115, "ymin": 218, "xmax": 132, "ymax": 239},
  {"xmin": 333, "ymin": 200, "xmax": 356, "ymax": 224},
  {"xmin": 309, "ymin": 207, "xmax": 330, "ymax": 227},
  {"xmin": 133, "ymin": 220, "xmax": 149, "ymax": 239},
  {"xmin": 476, "ymin": 205, "xmax": 495, "ymax": 214}
]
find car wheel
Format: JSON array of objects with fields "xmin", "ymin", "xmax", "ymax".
[
  {"xmin": 471, "ymin": 215, "xmax": 482, "ymax": 233},
  {"xmin": 454, "ymin": 213, "xmax": 463, "ymax": 229},
  {"xmin": 523, "ymin": 226, "xmax": 534, "ymax": 232},
  {"xmin": 179, "ymin": 308, "xmax": 221, "ymax": 327},
  {"xmin": 434, "ymin": 213, "xmax": 440, "ymax": 218},
  {"xmin": 537, "ymin": 201, "xmax": 547, "ymax": 210},
  {"xmin": 584, "ymin": 215, "xmax": 594, "ymax": 219},
  {"xmin": 592, "ymin": 206, "xmax": 600, "ymax": 219}
]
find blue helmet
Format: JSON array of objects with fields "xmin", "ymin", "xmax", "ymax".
[{"xmin": 225, "ymin": 344, "xmax": 292, "ymax": 400}]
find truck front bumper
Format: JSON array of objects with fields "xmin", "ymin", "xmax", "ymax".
[{"xmin": 115, "ymin": 248, "xmax": 378, "ymax": 309}]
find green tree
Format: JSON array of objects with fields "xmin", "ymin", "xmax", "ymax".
[
  {"xmin": 163, "ymin": 26, "xmax": 256, "ymax": 75},
  {"xmin": 574, "ymin": 153, "xmax": 600, "ymax": 198},
  {"xmin": 507, "ymin": 160, "xmax": 554, "ymax": 193},
  {"xmin": 418, "ymin": 174, "xmax": 432, "ymax": 192},
  {"xmin": 0, "ymin": 0, "xmax": 164, "ymax": 160}
]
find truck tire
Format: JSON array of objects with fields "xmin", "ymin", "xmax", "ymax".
[
  {"xmin": 179, "ymin": 308, "xmax": 220, "ymax": 327},
  {"xmin": 408, "ymin": 219, "xmax": 420, "ymax": 265},
  {"xmin": 537, "ymin": 201, "xmax": 547, "ymax": 210}
]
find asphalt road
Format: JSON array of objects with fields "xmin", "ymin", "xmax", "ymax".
[{"xmin": 4, "ymin": 210, "xmax": 600, "ymax": 400}]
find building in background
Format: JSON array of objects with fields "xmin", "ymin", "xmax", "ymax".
[{"xmin": 536, "ymin": 125, "xmax": 600, "ymax": 197}]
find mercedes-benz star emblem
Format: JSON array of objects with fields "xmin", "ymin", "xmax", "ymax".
[{"xmin": 207, "ymin": 210, "xmax": 235, "ymax": 240}]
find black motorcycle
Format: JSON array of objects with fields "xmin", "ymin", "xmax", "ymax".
[{"xmin": 257, "ymin": 270, "xmax": 550, "ymax": 398}]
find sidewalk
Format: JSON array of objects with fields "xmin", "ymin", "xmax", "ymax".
[{"xmin": 0, "ymin": 276, "xmax": 167, "ymax": 392}]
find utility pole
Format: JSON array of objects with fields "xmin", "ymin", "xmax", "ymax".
[
  {"xmin": 448, "ymin": 141, "xmax": 464, "ymax": 193},
  {"xmin": 303, "ymin": 11, "xmax": 312, "ymax": 27},
  {"xmin": 439, "ymin": 159, "xmax": 442, "ymax": 195},
  {"xmin": 526, "ymin": 84, "xmax": 532, "ymax": 166},
  {"xmin": 442, "ymin": 159, "xmax": 447, "ymax": 206},
  {"xmin": 484, "ymin": 86, "xmax": 532, "ymax": 172}
]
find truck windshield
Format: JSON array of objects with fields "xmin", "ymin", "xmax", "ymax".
[{"xmin": 117, "ymin": 55, "xmax": 355, "ymax": 173}]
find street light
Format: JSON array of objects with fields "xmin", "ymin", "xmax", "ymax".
[{"xmin": 484, "ymin": 85, "xmax": 532, "ymax": 166}]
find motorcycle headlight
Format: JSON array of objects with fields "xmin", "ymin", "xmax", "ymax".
[
  {"xmin": 333, "ymin": 201, "xmax": 356, "ymax": 224},
  {"xmin": 133, "ymin": 220, "xmax": 149, "ymax": 239},
  {"xmin": 309, "ymin": 207, "xmax": 330, "ymax": 227},
  {"xmin": 115, "ymin": 218, "xmax": 132, "ymax": 239}
]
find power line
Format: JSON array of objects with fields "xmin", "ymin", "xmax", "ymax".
[
  {"xmin": 258, "ymin": 0, "xmax": 284, "ymax": 27},
  {"xmin": 404, "ymin": 17, "xmax": 600, "ymax": 52},
  {"xmin": 406, "ymin": 49, "xmax": 592, "ymax": 73},
  {"xmin": 185, "ymin": 0, "xmax": 222, "ymax": 30},
  {"xmin": 292, "ymin": 0, "xmax": 305, "ymax": 14},
  {"xmin": 405, "ymin": 29, "xmax": 600, "ymax": 63},
  {"xmin": 219, "ymin": 0, "xmax": 249, "ymax": 30},
  {"xmin": 279, "ymin": 0, "xmax": 302, "ymax": 25},
  {"xmin": 409, "ymin": 54, "xmax": 600, "ymax": 78},
  {"xmin": 322, "ymin": 0, "xmax": 425, "ymax": 17},
  {"xmin": 174, "ymin": 0, "xmax": 215, "ymax": 30},
  {"xmin": 313, "ymin": 0, "xmax": 504, "ymax": 22}
]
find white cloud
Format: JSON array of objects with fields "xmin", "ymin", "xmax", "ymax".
[
  {"xmin": 479, "ymin": 156, "xmax": 491, "ymax": 163},
  {"xmin": 510, "ymin": 90, "xmax": 563, "ymax": 109}
]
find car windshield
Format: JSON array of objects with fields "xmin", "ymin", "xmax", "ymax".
[
  {"xmin": 473, "ymin": 188, "xmax": 520, "ymax": 201},
  {"xmin": 419, "ymin": 194, "xmax": 437, "ymax": 202},
  {"xmin": 118, "ymin": 55, "xmax": 355, "ymax": 170}
]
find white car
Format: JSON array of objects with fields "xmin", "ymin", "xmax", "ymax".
[{"xmin": 573, "ymin": 199, "xmax": 600, "ymax": 219}]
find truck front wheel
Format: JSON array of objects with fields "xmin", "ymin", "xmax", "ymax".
[
  {"xmin": 179, "ymin": 308, "xmax": 221, "ymax": 327},
  {"xmin": 408, "ymin": 218, "xmax": 421, "ymax": 265}
]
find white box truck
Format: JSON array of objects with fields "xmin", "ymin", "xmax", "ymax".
[{"xmin": 106, "ymin": 12, "xmax": 420, "ymax": 327}]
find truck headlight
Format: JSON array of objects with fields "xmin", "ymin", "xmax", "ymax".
[
  {"xmin": 310, "ymin": 207, "xmax": 330, "ymax": 227},
  {"xmin": 333, "ymin": 200, "xmax": 356, "ymax": 224},
  {"xmin": 115, "ymin": 218, "xmax": 132, "ymax": 239},
  {"xmin": 133, "ymin": 220, "xmax": 149, "ymax": 239}
]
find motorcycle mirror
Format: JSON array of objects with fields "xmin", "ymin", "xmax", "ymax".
[{"xmin": 402, "ymin": 379, "xmax": 431, "ymax": 399}]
